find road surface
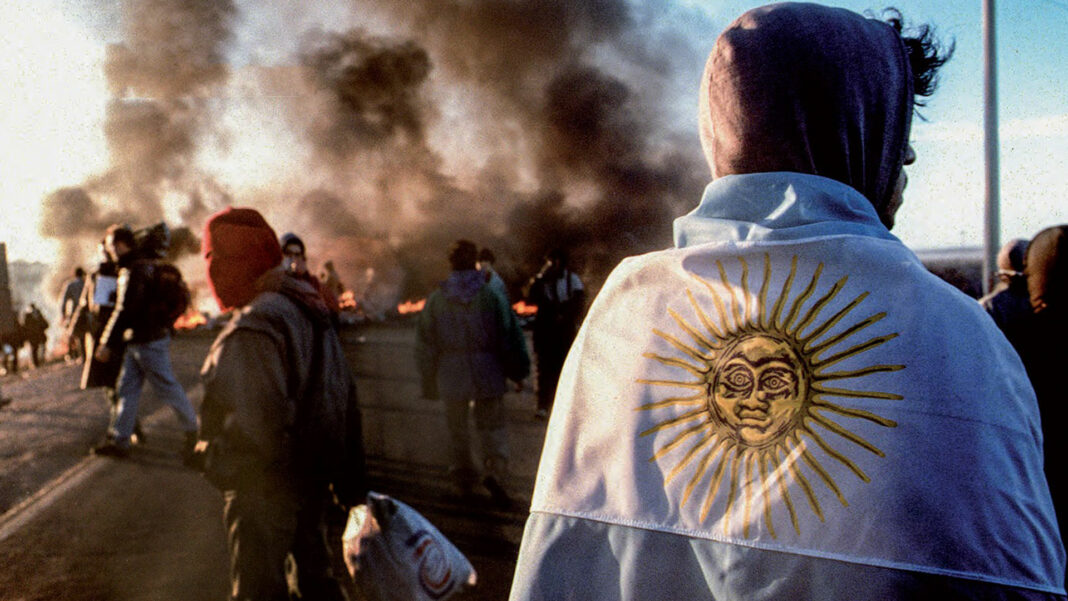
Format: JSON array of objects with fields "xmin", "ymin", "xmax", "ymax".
[{"xmin": 0, "ymin": 329, "xmax": 543, "ymax": 600}]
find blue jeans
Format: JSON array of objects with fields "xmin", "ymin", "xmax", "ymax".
[{"xmin": 110, "ymin": 335, "xmax": 197, "ymax": 445}]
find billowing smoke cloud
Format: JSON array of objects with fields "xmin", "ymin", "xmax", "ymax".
[
  {"xmin": 41, "ymin": 0, "xmax": 711, "ymax": 313},
  {"xmin": 40, "ymin": 0, "xmax": 236, "ymax": 296}
]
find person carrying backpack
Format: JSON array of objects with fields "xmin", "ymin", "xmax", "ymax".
[
  {"xmin": 91, "ymin": 223, "xmax": 198, "ymax": 461},
  {"xmin": 192, "ymin": 207, "xmax": 366, "ymax": 601}
]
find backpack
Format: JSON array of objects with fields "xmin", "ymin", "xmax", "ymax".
[{"xmin": 146, "ymin": 261, "xmax": 191, "ymax": 325}]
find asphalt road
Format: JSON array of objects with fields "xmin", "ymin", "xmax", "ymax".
[{"xmin": 0, "ymin": 330, "xmax": 537, "ymax": 601}]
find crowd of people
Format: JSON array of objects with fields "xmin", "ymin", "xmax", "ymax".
[{"xmin": 0, "ymin": 2, "xmax": 1064, "ymax": 599}]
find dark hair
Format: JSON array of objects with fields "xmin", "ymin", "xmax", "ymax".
[
  {"xmin": 74, "ymin": 267, "xmax": 86, "ymax": 278},
  {"xmin": 547, "ymin": 247, "xmax": 569, "ymax": 267},
  {"xmin": 106, "ymin": 224, "xmax": 136, "ymax": 249},
  {"xmin": 881, "ymin": 8, "xmax": 955, "ymax": 109},
  {"xmin": 478, "ymin": 248, "xmax": 496, "ymax": 263},
  {"xmin": 449, "ymin": 239, "xmax": 479, "ymax": 271}
]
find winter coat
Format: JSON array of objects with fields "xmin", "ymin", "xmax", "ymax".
[
  {"xmin": 198, "ymin": 267, "xmax": 366, "ymax": 504},
  {"xmin": 415, "ymin": 270, "xmax": 530, "ymax": 402},
  {"xmin": 99, "ymin": 253, "xmax": 172, "ymax": 347}
]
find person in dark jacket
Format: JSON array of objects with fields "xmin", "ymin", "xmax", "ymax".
[
  {"xmin": 59, "ymin": 266, "xmax": 87, "ymax": 361},
  {"xmin": 526, "ymin": 248, "xmax": 585, "ymax": 419},
  {"xmin": 194, "ymin": 207, "xmax": 366, "ymax": 601},
  {"xmin": 20, "ymin": 304, "xmax": 49, "ymax": 368},
  {"xmin": 91, "ymin": 224, "xmax": 197, "ymax": 459},
  {"xmin": 72, "ymin": 240, "xmax": 145, "ymax": 445},
  {"xmin": 979, "ymin": 238, "xmax": 1032, "ymax": 356},
  {"xmin": 416, "ymin": 239, "xmax": 530, "ymax": 507},
  {"xmin": 1024, "ymin": 224, "xmax": 1068, "ymax": 556}
]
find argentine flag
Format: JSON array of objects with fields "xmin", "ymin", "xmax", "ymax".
[{"xmin": 510, "ymin": 174, "xmax": 1065, "ymax": 600}]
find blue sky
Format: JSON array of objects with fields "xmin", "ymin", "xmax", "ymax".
[{"xmin": 1, "ymin": 0, "xmax": 1066, "ymax": 264}]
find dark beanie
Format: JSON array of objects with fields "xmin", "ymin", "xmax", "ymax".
[
  {"xmin": 280, "ymin": 232, "xmax": 305, "ymax": 254},
  {"xmin": 203, "ymin": 207, "xmax": 282, "ymax": 311}
]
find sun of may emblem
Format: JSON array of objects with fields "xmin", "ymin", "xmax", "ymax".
[{"xmin": 638, "ymin": 254, "xmax": 904, "ymax": 539}]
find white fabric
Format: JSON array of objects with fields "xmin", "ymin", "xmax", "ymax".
[
  {"xmin": 345, "ymin": 492, "xmax": 476, "ymax": 601},
  {"xmin": 511, "ymin": 173, "xmax": 1065, "ymax": 599}
]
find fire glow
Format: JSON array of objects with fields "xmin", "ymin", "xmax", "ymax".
[
  {"xmin": 397, "ymin": 299, "xmax": 426, "ymax": 314},
  {"xmin": 513, "ymin": 300, "xmax": 538, "ymax": 317},
  {"xmin": 173, "ymin": 310, "xmax": 208, "ymax": 330}
]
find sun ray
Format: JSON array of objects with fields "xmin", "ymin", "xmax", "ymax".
[
  {"xmin": 812, "ymin": 384, "xmax": 903, "ymax": 401},
  {"xmin": 799, "ymin": 443, "xmax": 848, "ymax": 507},
  {"xmin": 699, "ymin": 446, "xmax": 732, "ymax": 521},
  {"xmin": 663, "ymin": 429, "xmax": 719, "ymax": 483},
  {"xmin": 792, "ymin": 275, "xmax": 848, "ymax": 337},
  {"xmin": 687, "ymin": 289, "xmax": 727, "ymax": 341},
  {"xmin": 644, "ymin": 352, "xmax": 707, "ymax": 377},
  {"xmin": 639, "ymin": 407, "xmax": 709, "ymax": 436},
  {"xmin": 800, "ymin": 292, "xmax": 870, "ymax": 349},
  {"xmin": 782, "ymin": 263, "xmax": 823, "ymax": 333},
  {"xmin": 815, "ymin": 363, "xmax": 905, "ymax": 381},
  {"xmin": 717, "ymin": 261, "xmax": 743, "ymax": 331},
  {"xmin": 814, "ymin": 333, "xmax": 898, "ymax": 370},
  {"xmin": 774, "ymin": 448, "xmax": 801, "ymax": 534},
  {"xmin": 809, "ymin": 401, "xmax": 898, "ymax": 427},
  {"xmin": 758, "ymin": 254, "xmax": 772, "ymax": 329},
  {"xmin": 681, "ymin": 437, "xmax": 730, "ymax": 504},
  {"xmin": 801, "ymin": 427, "xmax": 870, "ymax": 482},
  {"xmin": 743, "ymin": 451, "xmax": 756, "ymax": 538},
  {"xmin": 723, "ymin": 449, "xmax": 743, "ymax": 536},
  {"xmin": 652, "ymin": 329, "xmax": 712, "ymax": 363},
  {"xmin": 804, "ymin": 311, "xmax": 885, "ymax": 356},
  {"xmin": 807, "ymin": 413, "xmax": 886, "ymax": 456},
  {"xmin": 669, "ymin": 307, "xmax": 720, "ymax": 352},
  {"xmin": 695, "ymin": 276, "xmax": 734, "ymax": 337},
  {"xmin": 758, "ymin": 452, "xmax": 777, "ymax": 538},
  {"xmin": 786, "ymin": 447, "xmax": 825, "ymax": 521},
  {"xmin": 651, "ymin": 420, "xmax": 713, "ymax": 464},
  {"xmin": 636, "ymin": 393, "xmax": 707, "ymax": 411},
  {"xmin": 638, "ymin": 378, "xmax": 705, "ymax": 390},
  {"xmin": 770, "ymin": 256, "xmax": 799, "ymax": 328},
  {"xmin": 739, "ymin": 258, "xmax": 753, "ymax": 326}
]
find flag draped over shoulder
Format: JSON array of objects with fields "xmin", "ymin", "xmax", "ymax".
[{"xmin": 509, "ymin": 173, "xmax": 1066, "ymax": 601}]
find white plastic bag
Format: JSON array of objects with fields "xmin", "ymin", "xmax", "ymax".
[{"xmin": 343, "ymin": 491, "xmax": 477, "ymax": 601}]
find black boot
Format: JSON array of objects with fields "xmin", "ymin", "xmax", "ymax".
[{"xmin": 181, "ymin": 431, "xmax": 199, "ymax": 467}]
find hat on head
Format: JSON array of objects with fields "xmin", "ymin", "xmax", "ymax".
[
  {"xmin": 280, "ymin": 232, "xmax": 305, "ymax": 255},
  {"xmin": 203, "ymin": 207, "xmax": 282, "ymax": 311}
]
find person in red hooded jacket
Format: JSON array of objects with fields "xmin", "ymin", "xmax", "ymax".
[{"xmin": 193, "ymin": 207, "xmax": 366, "ymax": 601}]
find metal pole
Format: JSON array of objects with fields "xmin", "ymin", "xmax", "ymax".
[{"xmin": 982, "ymin": 0, "xmax": 1000, "ymax": 295}]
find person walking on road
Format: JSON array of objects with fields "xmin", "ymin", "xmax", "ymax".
[
  {"xmin": 194, "ymin": 207, "xmax": 366, "ymax": 601},
  {"xmin": 91, "ymin": 224, "xmax": 197, "ymax": 460},
  {"xmin": 59, "ymin": 266, "xmax": 87, "ymax": 361},
  {"xmin": 526, "ymin": 248, "xmax": 584, "ymax": 420},
  {"xmin": 416, "ymin": 239, "xmax": 530, "ymax": 508},
  {"xmin": 20, "ymin": 304, "xmax": 49, "ymax": 368}
]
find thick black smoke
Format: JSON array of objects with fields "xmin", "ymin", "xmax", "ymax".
[
  {"xmin": 40, "ymin": 0, "xmax": 710, "ymax": 311},
  {"xmin": 40, "ymin": 0, "xmax": 237, "ymax": 296}
]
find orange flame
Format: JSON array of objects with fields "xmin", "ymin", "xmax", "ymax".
[
  {"xmin": 338, "ymin": 290, "xmax": 357, "ymax": 310},
  {"xmin": 173, "ymin": 310, "xmax": 208, "ymax": 330},
  {"xmin": 512, "ymin": 300, "xmax": 538, "ymax": 317},
  {"xmin": 397, "ymin": 298, "xmax": 426, "ymax": 315}
]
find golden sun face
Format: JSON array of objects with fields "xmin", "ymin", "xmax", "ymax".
[
  {"xmin": 710, "ymin": 334, "xmax": 809, "ymax": 447},
  {"xmin": 638, "ymin": 255, "xmax": 904, "ymax": 539}
]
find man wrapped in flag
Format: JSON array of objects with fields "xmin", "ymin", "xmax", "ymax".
[{"xmin": 509, "ymin": 3, "xmax": 1066, "ymax": 600}]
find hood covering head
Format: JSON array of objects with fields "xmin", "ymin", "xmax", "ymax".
[
  {"xmin": 279, "ymin": 232, "xmax": 305, "ymax": 255},
  {"xmin": 1026, "ymin": 225, "xmax": 1068, "ymax": 314},
  {"xmin": 699, "ymin": 2, "xmax": 913, "ymax": 220},
  {"xmin": 203, "ymin": 207, "xmax": 283, "ymax": 311},
  {"xmin": 443, "ymin": 270, "xmax": 486, "ymax": 304}
]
